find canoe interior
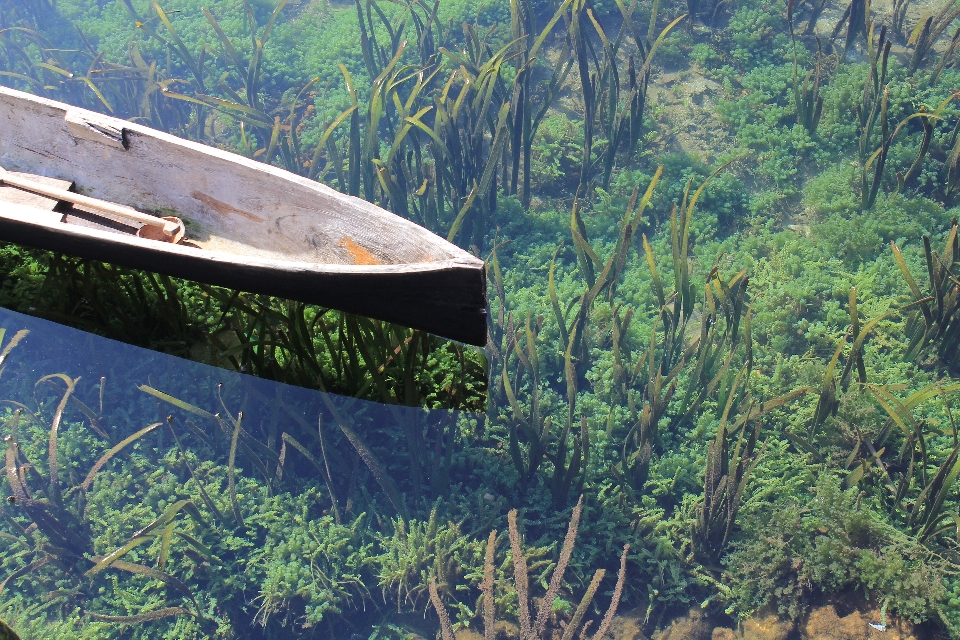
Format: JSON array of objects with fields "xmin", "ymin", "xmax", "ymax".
[
  {"xmin": 0, "ymin": 172, "xmax": 200, "ymax": 240},
  {"xmin": 0, "ymin": 88, "xmax": 466, "ymax": 267},
  {"xmin": 0, "ymin": 173, "xmax": 142, "ymax": 235}
]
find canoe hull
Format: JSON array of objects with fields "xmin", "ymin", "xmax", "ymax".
[
  {"xmin": 0, "ymin": 203, "xmax": 487, "ymax": 345},
  {"xmin": 0, "ymin": 87, "xmax": 487, "ymax": 345}
]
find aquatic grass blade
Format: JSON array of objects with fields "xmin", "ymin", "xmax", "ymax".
[
  {"xmin": 0, "ymin": 330, "xmax": 28, "ymax": 380},
  {"xmin": 139, "ymin": 386, "xmax": 216, "ymax": 420},
  {"xmin": 227, "ymin": 413, "xmax": 245, "ymax": 526},
  {"xmin": 80, "ymin": 422, "xmax": 162, "ymax": 490},
  {"xmin": 86, "ymin": 536, "xmax": 155, "ymax": 577},
  {"xmin": 317, "ymin": 386, "xmax": 407, "ymax": 520},
  {"xmin": 85, "ymin": 607, "xmax": 195, "ymax": 623},
  {"xmin": 102, "ymin": 558, "xmax": 194, "ymax": 601},
  {"xmin": 39, "ymin": 373, "xmax": 77, "ymax": 508}
]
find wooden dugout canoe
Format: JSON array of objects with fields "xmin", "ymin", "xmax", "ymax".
[{"xmin": 0, "ymin": 87, "xmax": 486, "ymax": 345}]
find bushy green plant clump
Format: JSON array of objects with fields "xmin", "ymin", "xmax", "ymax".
[
  {"xmin": 530, "ymin": 113, "xmax": 583, "ymax": 192},
  {"xmin": 0, "ymin": 380, "xmax": 493, "ymax": 639},
  {"xmin": 690, "ymin": 43, "xmax": 720, "ymax": 69},
  {"xmin": 375, "ymin": 509, "xmax": 481, "ymax": 611},
  {"xmin": 725, "ymin": 474, "xmax": 946, "ymax": 622},
  {"xmin": 727, "ymin": 0, "xmax": 791, "ymax": 68},
  {"xmin": 716, "ymin": 63, "xmax": 814, "ymax": 190},
  {"xmin": 253, "ymin": 506, "xmax": 371, "ymax": 628},
  {"xmin": 809, "ymin": 171, "xmax": 954, "ymax": 265}
]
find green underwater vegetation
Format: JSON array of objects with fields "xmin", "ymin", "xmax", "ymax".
[{"xmin": 1, "ymin": 0, "xmax": 960, "ymax": 637}]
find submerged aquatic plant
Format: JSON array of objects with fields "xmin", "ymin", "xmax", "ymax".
[
  {"xmin": 0, "ymin": 327, "xmax": 406, "ymax": 635},
  {"xmin": 570, "ymin": 0, "xmax": 683, "ymax": 192},
  {"xmin": 429, "ymin": 496, "xmax": 629, "ymax": 640},
  {"xmin": 725, "ymin": 473, "xmax": 951, "ymax": 622},
  {"xmin": 906, "ymin": 0, "xmax": 960, "ymax": 74},
  {"xmin": 0, "ymin": 331, "xmax": 212, "ymax": 629},
  {"xmin": 376, "ymin": 507, "xmax": 476, "ymax": 611},
  {"xmin": 845, "ymin": 24, "xmax": 958, "ymax": 212},
  {"xmin": 785, "ymin": 288, "xmax": 886, "ymax": 458},
  {"xmin": 893, "ymin": 220, "xmax": 960, "ymax": 374},
  {"xmin": 859, "ymin": 380, "xmax": 960, "ymax": 542},
  {"xmin": 788, "ymin": 1, "xmax": 823, "ymax": 136},
  {"xmin": 690, "ymin": 369, "xmax": 764, "ymax": 566},
  {"xmin": 831, "ymin": 0, "xmax": 870, "ymax": 58}
]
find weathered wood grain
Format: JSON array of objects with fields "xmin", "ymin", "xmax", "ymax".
[
  {"xmin": 0, "ymin": 168, "xmax": 181, "ymax": 237},
  {"xmin": 0, "ymin": 173, "xmax": 71, "ymax": 210},
  {"xmin": 64, "ymin": 108, "xmax": 127, "ymax": 149}
]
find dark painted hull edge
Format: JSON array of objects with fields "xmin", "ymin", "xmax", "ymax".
[{"xmin": 0, "ymin": 217, "xmax": 488, "ymax": 346}]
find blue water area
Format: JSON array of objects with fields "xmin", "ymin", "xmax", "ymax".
[{"xmin": 0, "ymin": 304, "xmax": 462, "ymax": 447}]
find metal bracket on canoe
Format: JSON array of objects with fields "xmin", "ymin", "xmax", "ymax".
[{"xmin": 64, "ymin": 108, "xmax": 128, "ymax": 150}]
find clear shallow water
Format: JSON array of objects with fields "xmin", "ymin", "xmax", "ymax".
[
  {"xmin": 4, "ymin": 0, "xmax": 960, "ymax": 637},
  {"xmin": 0, "ymin": 306, "xmax": 478, "ymax": 638}
]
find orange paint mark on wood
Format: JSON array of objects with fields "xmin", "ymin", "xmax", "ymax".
[
  {"xmin": 339, "ymin": 237, "xmax": 379, "ymax": 265},
  {"xmin": 192, "ymin": 191, "xmax": 265, "ymax": 222}
]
